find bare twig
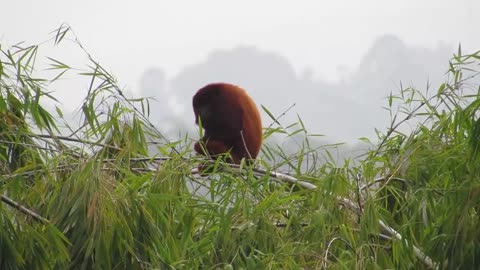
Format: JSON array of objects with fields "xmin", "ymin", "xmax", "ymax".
[
  {"xmin": 378, "ymin": 220, "xmax": 435, "ymax": 269},
  {"xmin": 1, "ymin": 195, "xmax": 49, "ymax": 224},
  {"xmin": 323, "ymin": 237, "xmax": 354, "ymax": 269},
  {"xmin": 190, "ymin": 163, "xmax": 317, "ymax": 190}
]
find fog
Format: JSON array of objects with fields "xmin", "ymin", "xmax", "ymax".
[{"xmin": 148, "ymin": 34, "xmax": 452, "ymax": 142}]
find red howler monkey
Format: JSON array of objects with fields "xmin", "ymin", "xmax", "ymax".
[{"xmin": 193, "ymin": 83, "xmax": 262, "ymax": 164}]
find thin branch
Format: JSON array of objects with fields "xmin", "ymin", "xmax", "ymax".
[
  {"xmin": 355, "ymin": 173, "xmax": 364, "ymax": 212},
  {"xmin": 378, "ymin": 220, "xmax": 436, "ymax": 269},
  {"xmin": 338, "ymin": 194, "xmax": 436, "ymax": 269},
  {"xmin": 1, "ymin": 195, "xmax": 49, "ymax": 224},
  {"xmin": 323, "ymin": 237, "xmax": 354, "ymax": 269},
  {"xmin": 373, "ymin": 100, "xmax": 426, "ymax": 158},
  {"xmin": 360, "ymin": 176, "xmax": 408, "ymax": 191},
  {"xmin": 0, "ymin": 139, "xmax": 62, "ymax": 154},
  {"xmin": 266, "ymin": 103, "xmax": 296, "ymax": 129},
  {"xmin": 34, "ymin": 133, "xmax": 122, "ymax": 151},
  {"xmin": 240, "ymin": 130, "xmax": 253, "ymax": 159},
  {"xmin": 190, "ymin": 163, "xmax": 317, "ymax": 190}
]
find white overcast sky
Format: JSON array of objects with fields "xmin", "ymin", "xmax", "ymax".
[{"xmin": 1, "ymin": 0, "xmax": 479, "ymax": 90}]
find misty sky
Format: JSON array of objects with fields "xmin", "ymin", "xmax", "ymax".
[{"xmin": 1, "ymin": 0, "xmax": 479, "ymax": 142}]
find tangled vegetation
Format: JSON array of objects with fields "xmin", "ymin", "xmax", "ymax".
[{"xmin": 0, "ymin": 25, "xmax": 479, "ymax": 269}]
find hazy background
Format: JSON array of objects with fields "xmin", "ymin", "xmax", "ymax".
[{"xmin": 1, "ymin": 0, "xmax": 479, "ymax": 148}]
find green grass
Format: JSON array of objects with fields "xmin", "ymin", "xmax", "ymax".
[{"xmin": 0, "ymin": 25, "xmax": 479, "ymax": 269}]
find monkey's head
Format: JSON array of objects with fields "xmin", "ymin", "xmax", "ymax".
[{"xmin": 192, "ymin": 84, "xmax": 225, "ymax": 127}]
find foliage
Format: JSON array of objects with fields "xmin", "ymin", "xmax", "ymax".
[{"xmin": 0, "ymin": 25, "xmax": 479, "ymax": 269}]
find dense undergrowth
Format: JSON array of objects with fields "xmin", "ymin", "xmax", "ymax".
[{"xmin": 0, "ymin": 25, "xmax": 479, "ymax": 269}]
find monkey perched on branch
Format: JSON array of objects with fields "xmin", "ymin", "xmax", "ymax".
[{"xmin": 193, "ymin": 83, "xmax": 262, "ymax": 165}]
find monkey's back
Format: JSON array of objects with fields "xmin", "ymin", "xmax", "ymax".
[{"xmin": 193, "ymin": 83, "xmax": 263, "ymax": 162}]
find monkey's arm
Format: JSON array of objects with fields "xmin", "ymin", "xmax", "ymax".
[{"xmin": 194, "ymin": 140, "xmax": 232, "ymax": 158}]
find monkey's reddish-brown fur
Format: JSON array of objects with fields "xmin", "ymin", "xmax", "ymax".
[{"xmin": 193, "ymin": 83, "xmax": 262, "ymax": 164}]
